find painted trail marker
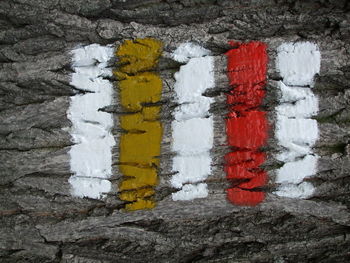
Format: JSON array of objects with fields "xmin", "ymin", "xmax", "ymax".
[
  {"xmin": 66, "ymin": 38, "xmax": 322, "ymax": 209},
  {"xmin": 116, "ymin": 38, "xmax": 163, "ymax": 211},
  {"xmin": 68, "ymin": 44, "xmax": 116, "ymax": 199},
  {"xmin": 224, "ymin": 42, "xmax": 268, "ymax": 206},
  {"xmin": 274, "ymin": 42, "xmax": 321, "ymax": 198},
  {"xmin": 170, "ymin": 43, "xmax": 214, "ymax": 201}
]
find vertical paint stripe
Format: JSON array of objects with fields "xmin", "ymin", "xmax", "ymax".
[
  {"xmin": 274, "ymin": 42, "xmax": 320, "ymax": 198},
  {"xmin": 116, "ymin": 38, "xmax": 163, "ymax": 211},
  {"xmin": 170, "ymin": 43, "xmax": 214, "ymax": 201},
  {"xmin": 225, "ymin": 42, "xmax": 268, "ymax": 206},
  {"xmin": 68, "ymin": 44, "xmax": 115, "ymax": 199}
]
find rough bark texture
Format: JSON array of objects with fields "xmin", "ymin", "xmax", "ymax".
[{"xmin": 1, "ymin": 0, "xmax": 350, "ymax": 262}]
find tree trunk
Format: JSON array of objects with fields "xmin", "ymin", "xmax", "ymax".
[{"xmin": 1, "ymin": 0, "xmax": 350, "ymax": 262}]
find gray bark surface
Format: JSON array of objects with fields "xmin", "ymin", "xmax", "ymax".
[{"xmin": 1, "ymin": 0, "xmax": 350, "ymax": 262}]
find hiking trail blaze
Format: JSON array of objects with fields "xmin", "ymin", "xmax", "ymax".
[
  {"xmin": 225, "ymin": 41, "xmax": 268, "ymax": 206},
  {"xmin": 116, "ymin": 38, "xmax": 163, "ymax": 211}
]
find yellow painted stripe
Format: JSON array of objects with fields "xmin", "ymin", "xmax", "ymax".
[
  {"xmin": 116, "ymin": 38, "xmax": 162, "ymax": 74},
  {"xmin": 116, "ymin": 38, "xmax": 163, "ymax": 211}
]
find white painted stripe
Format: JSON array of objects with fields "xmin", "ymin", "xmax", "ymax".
[
  {"xmin": 172, "ymin": 117, "xmax": 213, "ymax": 155},
  {"xmin": 171, "ymin": 154, "xmax": 212, "ymax": 189},
  {"xmin": 68, "ymin": 44, "xmax": 116, "ymax": 199},
  {"xmin": 170, "ymin": 43, "xmax": 214, "ymax": 201},
  {"xmin": 172, "ymin": 42, "xmax": 211, "ymax": 63},
  {"xmin": 275, "ymin": 42, "xmax": 321, "ymax": 199},
  {"xmin": 274, "ymin": 182, "xmax": 314, "ymax": 199},
  {"xmin": 276, "ymin": 155, "xmax": 318, "ymax": 184},
  {"xmin": 276, "ymin": 82, "xmax": 319, "ymax": 118},
  {"xmin": 276, "ymin": 116, "xmax": 318, "ymax": 162},
  {"xmin": 276, "ymin": 42, "xmax": 321, "ymax": 86},
  {"xmin": 172, "ymin": 183, "xmax": 209, "ymax": 201}
]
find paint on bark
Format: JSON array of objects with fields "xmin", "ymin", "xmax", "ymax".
[
  {"xmin": 68, "ymin": 44, "xmax": 115, "ymax": 199},
  {"xmin": 274, "ymin": 42, "xmax": 320, "ymax": 198},
  {"xmin": 170, "ymin": 43, "xmax": 214, "ymax": 201},
  {"xmin": 224, "ymin": 41, "xmax": 268, "ymax": 206},
  {"xmin": 115, "ymin": 39, "xmax": 163, "ymax": 211}
]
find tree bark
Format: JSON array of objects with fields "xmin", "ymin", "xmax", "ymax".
[{"xmin": 1, "ymin": 0, "xmax": 350, "ymax": 262}]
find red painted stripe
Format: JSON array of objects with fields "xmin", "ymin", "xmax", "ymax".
[
  {"xmin": 227, "ymin": 188, "xmax": 265, "ymax": 206},
  {"xmin": 226, "ymin": 111, "xmax": 268, "ymax": 150},
  {"xmin": 225, "ymin": 41, "xmax": 268, "ymax": 206}
]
